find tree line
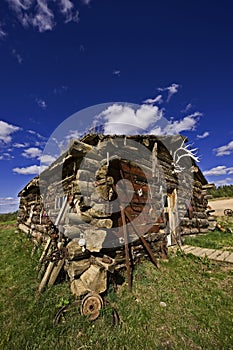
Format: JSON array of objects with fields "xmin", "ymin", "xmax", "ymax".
[{"xmin": 209, "ymin": 184, "xmax": 233, "ymax": 198}]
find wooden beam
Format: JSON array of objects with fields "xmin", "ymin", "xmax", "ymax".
[
  {"xmin": 124, "ymin": 210, "xmax": 159, "ymax": 269},
  {"xmin": 120, "ymin": 206, "xmax": 132, "ymax": 291}
]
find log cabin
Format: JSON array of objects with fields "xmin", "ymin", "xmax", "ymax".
[{"xmin": 17, "ymin": 133, "xmax": 215, "ymax": 300}]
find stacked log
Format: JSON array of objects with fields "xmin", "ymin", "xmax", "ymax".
[
  {"xmin": 178, "ymin": 180, "xmax": 212, "ymax": 236},
  {"xmin": 17, "ymin": 177, "xmax": 52, "ymax": 242}
]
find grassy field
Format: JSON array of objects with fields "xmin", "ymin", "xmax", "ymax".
[
  {"xmin": 184, "ymin": 220, "xmax": 233, "ymax": 252},
  {"xmin": 1, "ymin": 223, "xmax": 233, "ymax": 350}
]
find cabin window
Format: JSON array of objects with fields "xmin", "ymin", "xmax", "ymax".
[{"xmin": 55, "ymin": 195, "xmax": 67, "ymax": 209}]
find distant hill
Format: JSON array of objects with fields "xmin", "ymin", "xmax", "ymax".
[{"xmin": 209, "ymin": 184, "xmax": 233, "ymax": 198}]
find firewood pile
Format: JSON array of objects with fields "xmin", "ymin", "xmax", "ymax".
[{"xmin": 17, "ymin": 134, "xmax": 213, "ymax": 305}]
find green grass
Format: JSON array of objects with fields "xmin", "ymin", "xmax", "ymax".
[
  {"xmin": 184, "ymin": 221, "xmax": 233, "ymax": 252},
  {"xmin": 184, "ymin": 230, "xmax": 233, "ymax": 251},
  {"xmin": 0, "ymin": 212, "xmax": 17, "ymax": 222},
  {"xmin": 1, "ymin": 222, "xmax": 233, "ymax": 350},
  {"xmin": 0, "ymin": 220, "xmax": 17, "ymax": 227}
]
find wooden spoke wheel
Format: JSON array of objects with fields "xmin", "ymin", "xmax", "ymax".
[
  {"xmin": 224, "ymin": 209, "xmax": 233, "ymax": 216},
  {"xmin": 81, "ymin": 292, "xmax": 103, "ymax": 321}
]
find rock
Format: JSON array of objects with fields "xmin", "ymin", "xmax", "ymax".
[{"xmin": 159, "ymin": 301, "xmax": 167, "ymax": 307}]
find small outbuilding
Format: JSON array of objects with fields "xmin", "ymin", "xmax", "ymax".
[{"xmin": 17, "ymin": 133, "xmax": 214, "ymax": 304}]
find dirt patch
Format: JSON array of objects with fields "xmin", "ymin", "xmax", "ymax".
[
  {"xmin": 0, "ymin": 224, "xmax": 17, "ymax": 230},
  {"xmin": 208, "ymin": 198, "xmax": 233, "ymax": 216}
]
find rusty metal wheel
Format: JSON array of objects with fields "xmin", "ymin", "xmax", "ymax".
[
  {"xmin": 80, "ymin": 292, "xmax": 103, "ymax": 321},
  {"xmin": 224, "ymin": 209, "xmax": 233, "ymax": 216},
  {"xmin": 53, "ymin": 300, "xmax": 80, "ymax": 325}
]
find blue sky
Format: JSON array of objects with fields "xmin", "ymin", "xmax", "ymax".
[{"xmin": 0, "ymin": 0, "xmax": 233, "ymax": 213}]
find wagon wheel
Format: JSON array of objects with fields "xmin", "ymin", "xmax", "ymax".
[
  {"xmin": 53, "ymin": 300, "xmax": 81, "ymax": 325},
  {"xmin": 80, "ymin": 292, "xmax": 103, "ymax": 321},
  {"xmin": 53, "ymin": 304, "xmax": 70, "ymax": 325},
  {"xmin": 224, "ymin": 208, "xmax": 233, "ymax": 216}
]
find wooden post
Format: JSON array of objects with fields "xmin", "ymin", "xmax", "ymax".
[
  {"xmin": 120, "ymin": 206, "xmax": 132, "ymax": 291},
  {"xmin": 38, "ymin": 261, "xmax": 55, "ymax": 293},
  {"xmin": 152, "ymin": 142, "xmax": 158, "ymax": 178},
  {"xmin": 48, "ymin": 258, "xmax": 65, "ymax": 287},
  {"xmin": 124, "ymin": 210, "xmax": 159, "ymax": 268},
  {"xmin": 38, "ymin": 238, "xmax": 51, "ymax": 264}
]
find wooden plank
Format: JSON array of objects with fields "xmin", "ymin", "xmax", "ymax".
[
  {"xmin": 202, "ymin": 183, "xmax": 215, "ymax": 189},
  {"xmin": 54, "ymin": 197, "xmax": 69, "ymax": 226},
  {"xmin": 48, "ymin": 258, "xmax": 65, "ymax": 286},
  {"xmin": 120, "ymin": 206, "xmax": 132, "ymax": 291},
  {"xmin": 38, "ymin": 261, "xmax": 55, "ymax": 293},
  {"xmin": 39, "ymin": 237, "xmax": 51, "ymax": 264},
  {"xmin": 124, "ymin": 211, "xmax": 159, "ymax": 268}
]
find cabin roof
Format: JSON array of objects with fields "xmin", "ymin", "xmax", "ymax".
[{"xmin": 18, "ymin": 133, "xmax": 208, "ymax": 197}]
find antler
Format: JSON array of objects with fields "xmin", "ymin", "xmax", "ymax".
[{"xmin": 172, "ymin": 141, "xmax": 200, "ymax": 173}]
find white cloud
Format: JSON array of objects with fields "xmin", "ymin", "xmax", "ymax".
[
  {"xmin": 6, "ymin": 0, "xmax": 80, "ymax": 32},
  {"xmin": 7, "ymin": 0, "xmax": 32, "ymax": 11},
  {"xmin": 94, "ymin": 103, "xmax": 163, "ymax": 135},
  {"xmin": 65, "ymin": 129, "xmax": 82, "ymax": 142},
  {"xmin": 113, "ymin": 69, "xmax": 120, "ymax": 77},
  {"xmin": 13, "ymin": 142, "xmax": 29, "ymax": 148},
  {"xmin": 27, "ymin": 129, "xmax": 37, "ymax": 135},
  {"xmin": 162, "ymin": 112, "xmax": 202, "ymax": 135},
  {"xmin": 0, "ymin": 197, "xmax": 19, "ymax": 213},
  {"xmin": 6, "ymin": 0, "xmax": 53, "ymax": 32},
  {"xmin": 36, "ymin": 98, "xmax": 47, "ymax": 109},
  {"xmin": 0, "ymin": 120, "xmax": 21, "ymax": 144},
  {"xmin": 34, "ymin": 141, "xmax": 43, "ymax": 147},
  {"xmin": 53, "ymin": 85, "xmax": 68, "ymax": 95},
  {"xmin": 27, "ymin": 129, "xmax": 47, "ymax": 139},
  {"xmin": 12, "ymin": 49, "xmax": 23, "ymax": 64},
  {"xmin": 197, "ymin": 131, "xmax": 209, "ymax": 139},
  {"xmin": 28, "ymin": 132, "xmax": 47, "ymax": 147},
  {"xmin": 182, "ymin": 103, "xmax": 192, "ymax": 113},
  {"xmin": 92, "ymin": 100, "xmax": 203, "ymax": 136},
  {"xmin": 0, "ymin": 24, "xmax": 7, "ymax": 39},
  {"xmin": 36, "ymin": 141, "xmax": 47, "ymax": 149},
  {"xmin": 58, "ymin": 0, "xmax": 79, "ymax": 23},
  {"xmin": 59, "ymin": 0, "xmax": 73, "ymax": 15},
  {"xmin": 148, "ymin": 126, "xmax": 163, "ymax": 135},
  {"xmin": 214, "ymin": 140, "xmax": 233, "ymax": 156},
  {"xmin": 40, "ymin": 154, "xmax": 56, "ymax": 165},
  {"xmin": 214, "ymin": 177, "xmax": 233, "ymax": 187},
  {"xmin": 13, "ymin": 164, "xmax": 47, "ymax": 175},
  {"xmin": 22, "ymin": 147, "xmax": 42, "ymax": 159},
  {"xmin": 54, "ymin": 129, "xmax": 83, "ymax": 152},
  {"xmin": 25, "ymin": 0, "xmax": 55, "ymax": 32},
  {"xmin": 0, "ymin": 152, "xmax": 14, "ymax": 160},
  {"xmin": 158, "ymin": 83, "xmax": 180, "ymax": 102},
  {"xmin": 203, "ymin": 165, "xmax": 233, "ymax": 176},
  {"xmin": 143, "ymin": 95, "xmax": 163, "ymax": 105}
]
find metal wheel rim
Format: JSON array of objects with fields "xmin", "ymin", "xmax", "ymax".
[{"xmin": 81, "ymin": 292, "xmax": 103, "ymax": 320}]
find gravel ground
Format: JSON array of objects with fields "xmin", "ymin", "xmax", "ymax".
[{"xmin": 208, "ymin": 198, "xmax": 233, "ymax": 216}]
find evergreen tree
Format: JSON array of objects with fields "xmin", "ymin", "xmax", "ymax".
[{"xmin": 209, "ymin": 184, "xmax": 233, "ymax": 198}]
